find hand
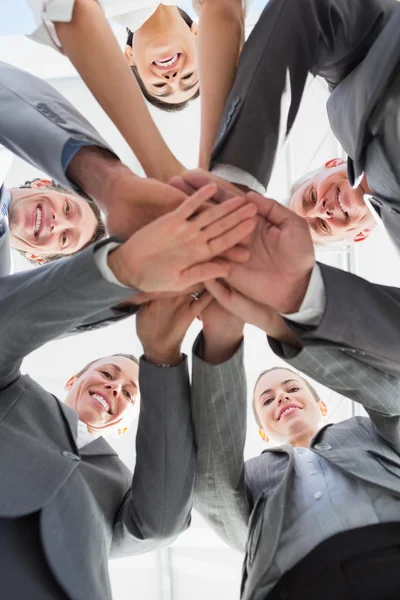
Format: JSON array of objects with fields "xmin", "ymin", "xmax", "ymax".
[
  {"xmin": 199, "ymin": 296, "xmax": 244, "ymax": 364},
  {"xmin": 170, "ymin": 168, "xmax": 249, "ymax": 203},
  {"xmin": 205, "ymin": 279, "xmax": 300, "ymax": 346},
  {"xmin": 108, "ymin": 184, "xmax": 257, "ymax": 293},
  {"xmin": 136, "ymin": 293, "xmax": 212, "ymax": 365},
  {"xmin": 67, "ymin": 146, "xmax": 187, "ymax": 240},
  {"xmin": 226, "ymin": 192, "xmax": 315, "ymax": 313}
]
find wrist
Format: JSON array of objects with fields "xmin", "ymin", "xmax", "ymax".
[
  {"xmin": 278, "ymin": 270, "xmax": 313, "ymax": 314},
  {"xmin": 202, "ymin": 332, "xmax": 243, "ymax": 365},
  {"xmin": 107, "ymin": 243, "xmax": 139, "ymax": 289},
  {"xmin": 144, "ymin": 349, "xmax": 183, "ymax": 366},
  {"xmin": 67, "ymin": 146, "xmax": 132, "ymax": 207}
]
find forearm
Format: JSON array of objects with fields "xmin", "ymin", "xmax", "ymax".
[
  {"xmin": 198, "ymin": 0, "xmax": 244, "ymax": 169},
  {"xmin": 128, "ymin": 358, "xmax": 195, "ymax": 539},
  {"xmin": 192, "ymin": 334, "xmax": 249, "ymax": 551},
  {"xmin": 54, "ymin": 0, "xmax": 180, "ymax": 181}
]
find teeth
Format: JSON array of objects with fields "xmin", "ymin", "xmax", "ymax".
[
  {"xmin": 91, "ymin": 392, "xmax": 111, "ymax": 413},
  {"xmin": 337, "ymin": 192, "xmax": 348, "ymax": 216},
  {"xmin": 279, "ymin": 406, "xmax": 299, "ymax": 420},
  {"xmin": 34, "ymin": 207, "xmax": 42, "ymax": 235},
  {"xmin": 154, "ymin": 53, "xmax": 178, "ymax": 67}
]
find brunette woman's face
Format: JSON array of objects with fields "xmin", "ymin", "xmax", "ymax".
[{"xmin": 125, "ymin": 8, "xmax": 199, "ymax": 104}]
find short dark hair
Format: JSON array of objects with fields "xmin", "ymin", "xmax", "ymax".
[
  {"xmin": 252, "ymin": 366, "xmax": 321, "ymax": 428},
  {"xmin": 126, "ymin": 7, "xmax": 200, "ymax": 112},
  {"xmin": 17, "ymin": 178, "xmax": 107, "ymax": 264},
  {"xmin": 75, "ymin": 353, "xmax": 139, "ymax": 378}
]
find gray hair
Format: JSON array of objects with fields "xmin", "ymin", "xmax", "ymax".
[{"xmin": 284, "ymin": 166, "xmax": 327, "ymax": 207}]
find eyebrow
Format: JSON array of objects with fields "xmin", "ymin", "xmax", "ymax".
[
  {"xmin": 258, "ymin": 379, "xmax": 299, "ymax": 400},
  {"xmin": 108, "ymin": 363, "xmax": 138, "ymax": 389},
  {"xmin": 154, "ymin": 80, "xmax": 199, "ymax": 99}
]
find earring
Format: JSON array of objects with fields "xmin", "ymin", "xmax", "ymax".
[
  {"xmin": 319, "ymin": 401, "xmax": 328, "ymax": 418},
  {"xmin": 258, "ymin": 428, "xmax": 270, "ymax": 443},
  {"xmin": 117, "ymin": 427, "xmax": 128, "ymax": 437}
]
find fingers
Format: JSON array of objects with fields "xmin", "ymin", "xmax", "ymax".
[
  {"xmin": 220, "ymin": 246, "xmax": 251, "ymax": 263},
  {"xmin": 194, "ymin": 195, "xmax": 250, "ymax": 230},
  {"xmin": 203, "ymin": 203, "xmax": 257, "ymax": 241},
  {"xmin": 207, "ymin": 218, "xmax": 257, "ymax": 258},
  {"xmin": 175, "ymin": 184, "xmax": 218, "ymax": 220},
  {"xmin": 180, "ymin": 259, "xmax": 232, "ymax": 289},
  {"xmin": 188, "ymin": 291, "xmax": 213, "ymax": 317},
  {"xmin": 182, "ymin": 171, "xmax": 237, "ymax": 203},
  {"xmin": 247, "ymin": 192, "xmax": 296, "ymax": 225},
  {"xmin": 169, "ymin": 176, "xmax": 197, "ymax": 196},
  {"xmin": 204, "ymin": 279, "xmax": 253, "ymax": 321}
]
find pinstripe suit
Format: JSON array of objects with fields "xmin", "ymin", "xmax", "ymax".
[{"xmin": 191, "ymin": 334, "xmax": 400, "ymax": 600}]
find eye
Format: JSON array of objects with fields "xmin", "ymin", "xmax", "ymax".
[
  {"xmin": 288, "ymin": 387, "xmax": 300, "ymax": 393},
  {"xmin": 153, "ymin": 82, "xmax": 167, "ymax": 89},
  {"xmin": 318, "ymin": 218, "xmax": 330, "ymax": 233},
  {"xmin": 263, "ymin": 397, "xmax": 274, "ymax": 406},
  {"xmin": 61, "ymin": 232, "xmax": 67, "ymax": 247},
  {"xmin": 100, "ymin": 370, "xmax": 112, "ymax": 379},
  {"xmin": 65, "ymin": 200, "xmax": 71, "ymax": 216},
  {"xmin": 181, "ymin": 71, "xmax": 194, "ymax": 80},
  {"xmin": 124, "ymin": 389, "xmax": 133, "ymax": 402},
  {"xmin": 310, "ymin": 188, "xmax": 317, "ymax": 204}
]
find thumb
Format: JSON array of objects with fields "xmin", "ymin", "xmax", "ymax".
[{"xmin": 247, "ymin": 192, "xmax": 294, "ymax": 224}]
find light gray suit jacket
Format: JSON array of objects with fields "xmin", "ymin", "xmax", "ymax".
[
  {"xmin": 0, "ymin": 61, "xmax": 140, "ymax": 332},
  {"xmin": 0, "ymin": 245, "xmax": 195, "ymax": 600},
  {"xmin": 191, "ymin": 333, "xmax": 400, "ymax": 600}
]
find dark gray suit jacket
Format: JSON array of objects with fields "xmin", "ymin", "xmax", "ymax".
[
  {"xmin": 0, "ymin": 245, "xmax": 195, "ymax": 600},
  {"xmin": 0, "ymin": 60, "xmax": 139, "ymax": 333},
  {"xmin": 191, "ymin": 333, "xmax": 400, "ymax": 600},
  {"xmin": 211, "ymin": 0, "xmax": 398, "ymax": 205}
]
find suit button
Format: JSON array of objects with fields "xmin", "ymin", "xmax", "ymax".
[
  {"xmin": 314, "ymin": 442, "xmax": 332, "ymax": 451},
  {"xmin": 62, "ymin": 451, "xmax": 80, "ymax": 461}
]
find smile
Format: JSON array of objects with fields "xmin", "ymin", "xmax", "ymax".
[
  {"xmin": 337, "ymin": 189, "xmax": 349, "ymax": 218},
  {"xmin": 153, "ymin": 53, "xmax": 180, "ymax": 68},
  {"xmin": 277, "ymin": 406, "xmax": 302, "ymax": 420},
  {"xmin": 34, "ymin": 206, "xmax": 42, "ymax": 237},
  {"xmin": 90, "ymin": 392, "xmax": 112, "ymax": 414}
]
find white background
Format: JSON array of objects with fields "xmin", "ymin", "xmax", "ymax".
[{"xmin": 1, "ymin": 4, "xmax": 400, "ymax": 598}]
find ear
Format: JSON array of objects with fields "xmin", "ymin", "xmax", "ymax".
[
  {"xmin": 324, "ymin": 158, "xmax": 345, "ymax": 169},
  {"xmin": 124, "ymin": 45, "xmax": 135, "ymax": 67},
  {"xmin": 64, "ymin": 376, "xmax": 76, "ymax": 392},
  {"xmin": 353, "ymin": 228, "xmax": 371, "ymax": 243},
  {"xmin": 29, "ymin": 179, "xmax": 53, "ymax": 189},
  {"xmin": 24, "ymin": 252, "xmax": 48, "ymax": 264},
  {"xmin": 258, "ymin": 428, "xmax": 270, "ymax": 443},
  {"xmin": 191, "ymin": 22, "xmax": 198, "ymax": 36},
  {"xmin": 319, "ymin": 400, "xmax": 328, "ymax": 418}
]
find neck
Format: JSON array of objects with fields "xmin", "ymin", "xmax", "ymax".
[{"xmin": 288, "ymin": 427, "xmax": 318, "ymax": 448}]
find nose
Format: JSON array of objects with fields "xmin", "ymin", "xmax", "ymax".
[
  {"xmin": 313, "ymin": 197, "xmax": 333, "ymax": 219},
  {"xmin": 50, "ymin": 212, "xmax": 67, "ymax": 233},
  {"xmin": 161, "ymin": 69, "xmax": 179, "ymax": 80},
  {"xmin": 105, "ymin": 382, "xmax": 121, "ymax": 397},
  {"xmin": 278, "ymin": 392, "xmax": 290, "ymax": 404}
]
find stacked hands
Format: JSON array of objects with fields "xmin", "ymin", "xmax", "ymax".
[{"xmin": 106, "ymin": 170, "xmax": 314, "ymax": 361}]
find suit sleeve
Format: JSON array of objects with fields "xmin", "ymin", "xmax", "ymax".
[
  {"xmin": 190, "ymin": 333, "xmax": 249, "ymax": 553},
  {"xmin": 0, "ymin": 61, "xmax": 114, "ymax": 192},
  {"xmin": 111, "ymin": 356, "xmax": 196, "ymax": 557},
  {"xmin": 283, "ymin": 262, "xmax": 400, "ymax": 378},
  {"xmin": 269, "ymin": 262, "xmax": 400, "ymax": 451},
  {"xmin": 0, "ymin": 242, "xmax": 138, "ymax": 390}
]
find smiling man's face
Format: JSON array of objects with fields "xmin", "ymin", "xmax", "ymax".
[
  {"xmin": 8, "ymin": 180, "xmax": 98, "ymax": 260},
  {"xmin": 288, "ymin": 158, "xmax": 376, "ymax": 244}
]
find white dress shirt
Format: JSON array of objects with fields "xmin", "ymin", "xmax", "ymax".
[{"xmin": 27, "ymin": 0, "xmax": 182, "ymax": 50}]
